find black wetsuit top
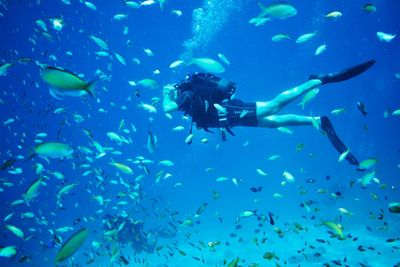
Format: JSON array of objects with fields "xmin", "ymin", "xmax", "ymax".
[{"xmin": 176, "ymin": 91, "xmax": 258, "ymax": 128}]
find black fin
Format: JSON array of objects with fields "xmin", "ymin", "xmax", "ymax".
[
  {"xmin": 83, "ymin": 79, "xmax": 97, "ymax": 98},
  {"xmin": 226, "ymin": 127, "xmax": 235, "ymax": 136},
  {"xmin": 309, "ymin": 60, "xmax": 375, "ymax": 84},
  {"xmin": 220, "ymin": 128, "xmax": 227, "ymax": 141},
  {"xmin": 321, "ymin": 116, "xmax": 359, "ymax": 166},
  {"xmin": 204, "ymin": 128, "xmax": 215, "ymax": 134}
]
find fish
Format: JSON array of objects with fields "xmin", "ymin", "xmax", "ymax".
[
  {"xmin": 36, "ymin": 132, "xmax": 48, "ymax": 138},
  {"xmin": 3, "ymin": 118, "xmax": 15, "ymax": 125},
  {"xmin": 338, "ymin": 208, "xmax": 352, "ymax": 216},
  {"xmin": 185, "ymin": 133, "xmax": 195, "ymax": 144},
  {"xmin": 195, "ymin": 203, "xmax": 208, "ymax": 217},
  {"xmin": 114, "ymin": 52, "xmax": 126, "ymax": 65},
  {"xmin": 24, "ymin": 176, "xmax": 42, "ymax": 203},
  {"xmin": 0, "ymin": 159, "xmax": 16, "ymax": 171},
  {"xmin": 137, "ymin": 79, "xmax": 158, "ymax": 89},
  {"xmin": 277, "ymin": 127, "xmax": 293, "ymax": 135},
  {"xmin": 50, "ymin": 17, "xmax": 64, "ymax": 31},
  {"xmin": 376, "ymin": 32, "xmax": 396, "ymax": 42},
  {"xmin": 138, "ymin": 103, "xmax": 157, "ymax": 113},
  {"xmin": 147, "ymin": 125, "xmax": 156, "ymax": 153},
  {"xmin": 35, "ymin": 19, "xmax": 47, "ymax": 31},
  {"xmin": 172, "ymin": 126, "xmax": 185, "ymax": 132},
  {"xmin": 84, "ymin": 1, "xmax": 97, "ymax": 10},
  {"xmin": 140, "ymin": 0, "xmax": 155, "ymax": 7},
  {"xmin": 107, "ymin": 132, "xmax": 128, "ymax": 144},
  {"xmin": 356, "ymin": 101, "xmax": 368, "ymax": 116},
  {"xmin": 11, "ymin": 199, "xmax": 24, "ymax": 206},
  {"xmin": 159, "ymin": 160, "xmax": 174, "ymax": 167},
  {"xmin": 296, "ymin": 32, "xmax": 317, "ymax": 44},
  {"xmin": 0, "ymin": 62, "xmax": 13, "ymax": 76},
  {"xmin": 55, "ymin": 228, "xmax": 88, "ymax": 264},
  {"xmin": 263, "ymin": 251, "xmax": 276, "ymax": 260},
  {"xmin": 256, "ymin": 168, "xmax": 268, "ymax": 176},
  {"xmin": 358, "ymin": 158, "xmax": 377, "ymax": 170},
  {"xmin": 41, "ymin": 67, "xmax": 96, "ymax": 98},
  {"xmin": 273, "ymin": 226, "xmax": 284, "ymax": 237},
  {"xmin": 18, "ymin": 57, "xmax": 35, "ymax": 64},
  {"xmin": 95, "ymin": 51, "xmax": 110, "ymax": 57},
  {"xmin": 359, "ymin": 171, "xmax": 376, "ymax": 187},
  {"xmin": 331, "ymin": 108, "xmax": 346, "ymax": 115},
  {"xmin": 89, "ymin": 35, "xmax": 108, "ymax": 50},
  {"xmin": 226, "ymin": 257, "xmax": 240, "ymax": 267},
  {"xmin": 143, "ymin": 48, "xmax": 154, "ymax": 56},
  {"xmin": 338, "ymin": 148, "xmax": 351, "ymax": 162},
  {"xmin": 109, "ymin": 162, "xmax": 133, "ymax": 175},
  {"xmin": 315, "ymin": 44, "xmax": 327, "ymax": 56},
  {"xmin": 214, "ymin": 103, "xmax": 227, "ymax": 115},
  {"xmin": 325, "ymin": 11, "xmax": 342, "ymax": 19},
  {"xmin": 0, "ymin": 246, "xmax": 16, "ymax": 257},
  {"xmin": 188, "ymin": 57, "xmax": 225, "ymax": 74},
  {"xmin": 388, "ymin": 202, "xmax": 400, "ymax": 213},
  {"xmin": 268, "ymin": 212, "xmax": 275, "ymax": 225},
  {"xmin": 392, "ymin": 109, "xmax": 400, "ymax": 116},
  {"xmin": 113, "ymin": 14, "xmax": 128, "ymax": 20},
  {"xmin": 217, "ymin": 53, "xmax": 231, "ymax": 65},
  {"xmin": 53, "ymin": 107, "xmax": 66, "ymax": 114},
  {"xmin": 250, "ymin": 186, "xmax": 262, "ymax": 193},
  {"xmin": 57, "ymin": 183, "xmax": 78, "ymax": 198},
  {"xmin": 21, "ymin": 212, "xmax": 35, "ymax": 219},
  {"xmin": 322, "ymin": 221, "xmax": 345, "ymax": 239},
  {"xmin": 298, "ymin": 88, "xmax": 319, "ymax": 109},
  {"xmin": 125, "ymin": 1, "xmax": 140, "ymax": 9},
  {"xmin": 249, "ymin": 17, "xmax": 271, "ymax": 26},
  {"xmin": 268, "ymin": 154, "xmax": 281, "ymax": 161},
  {"xmin": 31, "ymin": 142, "xmax": 73, "ymax": 159},
  {"xmin": 362, "ymin": 3, "xmax": 376, "ymax": 13},
  {"xmin": 257, "ymin": 2, "xmax": 297, "ymax": 19},
  {"xmin": 271, "ymin": 34, "xmax": 290, "ymax": 42},
  {"xmin": 306, "ymin": 178, "xmax": 316, "ymax": 183},
  {"xmin": 282, "ymin": 171, "xmax": 295, "ymax": 183},
  {"xmin": 5, "ymin": 224, "xmax": 24, "ymax": 238},
  {"xmin": 169, "ymin": 60, "xmax": 185, "ymax": 69},
  {"xmin": 171, "ymin": 9, "xmax": 182, "ymax": 16},
  {"xmin": 216, "ymin": 176, "xmax": 228, "ymax": 182},
  {"xmin": 240, "ymin": 210, "xmax": 256, "ymax": 217},
  {"xmin": 4, "ymin": 213, "xmax": 14, "ymax": 222}
]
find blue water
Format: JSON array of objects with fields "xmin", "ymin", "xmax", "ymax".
[{"xmin": 1, "ymin": 0, "xmax": 399, "ymax": 266}]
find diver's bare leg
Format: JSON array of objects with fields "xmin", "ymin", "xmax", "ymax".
[
  {"xmin": 256, "ymin": 79, "xmax": 322, "ymax": 118},
  {"xmin": 257, "ymin": 114, "xmax": 360, "ymax": 166},
  {"xmin": 257, "ymin": 114, "xmax": 321, "ymax": 129}
]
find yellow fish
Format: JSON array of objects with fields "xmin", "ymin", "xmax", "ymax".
[
  {"xmin": 41, "ymin": 67, "xmax": 96, "ymax": 98},
  {"xmin": 55, "ymin": 228, "xmax": 88, "ymax": 264},
  {"xmin": 322, "ymin": 221, "xmax": 345, "ymax": 239},
  {"xmin": 109, "ymin": 162, "xmax": 133, "ymax": 175}
]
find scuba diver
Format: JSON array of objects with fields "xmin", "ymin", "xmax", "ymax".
[
  {"xmin": 162, "ymin": 60, "xmax": 376, "ymax": 166},
  {"xmin": 103, "ymin": 215, "xmax": 157, "ymax": 254}
]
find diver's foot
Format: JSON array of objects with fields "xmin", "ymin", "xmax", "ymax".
[
  {"xmin": 321, "ymin": 116, "xmax": 360, "ymax": 166},
  {"xmin": 309, "ymin": 59, "xmax": 376, "ymax": 84},
  {"xmin": 311, "ymin": 117, "xmax": 321, "ymax": 130}
]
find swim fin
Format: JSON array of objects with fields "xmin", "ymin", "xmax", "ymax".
[
  {"xmin": 309, "ymin": 60, "xmax": 375, "ymax": 84},
  {"xmin": 321, "ymin": 116, "xmax": 359, "ymax": 166}
]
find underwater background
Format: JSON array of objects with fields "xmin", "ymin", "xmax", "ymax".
[{"xmin": 0, "ymin": 0, "xmax": 399, "ymax": 266}]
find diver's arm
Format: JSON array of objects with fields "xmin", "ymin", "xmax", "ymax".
[{"xmin": 162, "ymin": 87, "xmax": 179, "ymax": 113}]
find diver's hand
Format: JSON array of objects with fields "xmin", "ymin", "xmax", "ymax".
[
  {"xmin": 162, "ymin": 88, "xmax": 179, "ymax": 113},
  {"xmin": 163, "ymin": 85, "xmax": 176, "ymax": 96}
]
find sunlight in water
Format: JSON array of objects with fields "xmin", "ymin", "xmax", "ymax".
[{"xmin": 180, "ymin": 0, "xmax": 249, "ymax": 61}]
